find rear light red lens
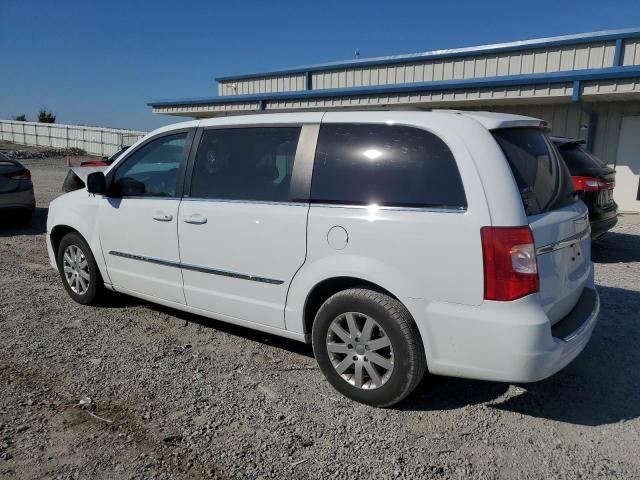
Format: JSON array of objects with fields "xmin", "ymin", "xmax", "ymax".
[
  {"xmin": 9, "ymin": 169, "xmax": 31, "ymax": 180},
  {"xmin": 572, "ymin": 176, "xmax": 609, "ymax": 192},
  {"xmin": 481, "ymin": 226, "xmax": 539, "ymax": 301}
]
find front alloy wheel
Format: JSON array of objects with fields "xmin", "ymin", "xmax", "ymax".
[
  {"xmin": 57, "ymin": 232, "xmax": 104, "ymax": 305},
  {"xmin": 62, "ymin": 244, "xmax": 91, "ymax": 295}
]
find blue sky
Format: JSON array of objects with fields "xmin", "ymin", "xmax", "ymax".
[{"xmin": 1, "ymin": 0, "xmax": 638, "ymax": 131}]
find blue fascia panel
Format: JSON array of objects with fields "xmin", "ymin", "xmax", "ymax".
[
  {"xmin": 214, "ymin": 27, "xmax": 640, "ymax": 82},
  {"xmin": 149, "ymin": 66, "xmax": 640, "ymax": 108}
]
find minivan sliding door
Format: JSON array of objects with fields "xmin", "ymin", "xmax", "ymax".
[{"xmin": 177, "ymin": 123, "xmax": 318, "ymax": 329}]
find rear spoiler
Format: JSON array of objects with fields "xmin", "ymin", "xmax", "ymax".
[
  {"xmin": 458, "ymin": 112, "xmax": 551, "ymax": 132},
  {"xmin": 550, "ymin": 137, "xmax": 586, "ymax": 148},
  {"xmin": 492, "ymin": 120, "xmax": 551, "ymax": 132}
]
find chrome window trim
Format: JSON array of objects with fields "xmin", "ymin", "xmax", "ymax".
[
  {"xmin": 180, "ymin": 197, "xmax": 307, "ymax": 207},
  {"xmin": 309, "ymin": 202, "xmax": 467, "ymax": 214},
  {"xmin": 108, "ymin": 251, "xmax": 284, "ymax": 285},
  {"xmin": 101, "ymin": 196, "xmax": 179, "ymax": 201},
  {"xmin": 535, "ymin": 226, "xmax": 591, "ymax": 255},
  {"xmin": 289, "ymin": 123, "xmax": 320, "ymax": 202}
]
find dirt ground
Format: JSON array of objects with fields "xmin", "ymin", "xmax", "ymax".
[{"xmin": 1, "ymin": 156, "xmax": 639, "ymax": 479}]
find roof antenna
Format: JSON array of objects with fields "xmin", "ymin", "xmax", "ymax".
[{"xmin": 355, "ymin": 48, "xmax": 360, "ymax": 60}]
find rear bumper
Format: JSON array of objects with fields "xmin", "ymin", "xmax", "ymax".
[
  {"xmin": 0, "ymin": 188, "xmax": 35, "ymax": 211},
  {"xmin": 405, "ymin": 282, "xmax": 599, "ymax": 383},
  {"xmin": 590, "ymin": 214, "xmax": 618, "ymax": 239}
]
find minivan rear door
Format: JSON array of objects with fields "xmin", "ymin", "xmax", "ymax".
[{"xmin": 493, "ymin": 128, "xmax": 591, "ymax": 324}]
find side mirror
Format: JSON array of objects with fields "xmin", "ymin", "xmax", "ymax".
[{"xmin": 86, "ymin": 172, "xmax": 107, "ymax": 195}]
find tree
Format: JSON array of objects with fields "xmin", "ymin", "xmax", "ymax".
[
  {"xmin": 14, "ymin": 114, "xmax": 27, "ymax": 121},
  {"xmin": 38, "ymin": 109, "xmax": 56, "ymax": 123}
]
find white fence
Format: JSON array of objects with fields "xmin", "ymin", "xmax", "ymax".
[{"xmin": 0, "ymin": 120, "xmax": 147, "ymax": 157}]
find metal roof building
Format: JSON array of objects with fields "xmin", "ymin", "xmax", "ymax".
[{"xmin": 150, "ymin": 28, "xmax": 640, "ymax": 212}]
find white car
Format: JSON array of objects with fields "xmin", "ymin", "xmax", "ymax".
[{"xmin": 46, "ymin": 111, "xmax": 599, "ymax": 407}]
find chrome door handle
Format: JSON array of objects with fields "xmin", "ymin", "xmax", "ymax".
[
  {"xmin": 183, "ymin": 213, "xmax": 207, "ymax": 225},
  {"xmin": 151, "ymin": 211, "xmax": 173, "ymax": 222}
]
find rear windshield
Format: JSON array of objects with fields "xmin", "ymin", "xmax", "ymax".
[
  {"xmin": 493, "ymin": 128, "xmax": 575, "ymax": 216},
  {"xmin": 556, "ymin": 144, "xmax": 607, "ymax": 171}
]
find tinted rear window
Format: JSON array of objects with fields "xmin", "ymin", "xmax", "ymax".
[
  {"xmin": 311, "ymin": 124, "xmax": 466, "ymax": 209},
  {"xmin": 556, "ymin": 145, "xmax": 607, "ymax": 171},
  {"xmin": 191, "ymin": 127, "xmax": 301, "ymax": 202},
  {"xmin": 493, "ymin": 128, "xmax": 575, "ymax": 216}
]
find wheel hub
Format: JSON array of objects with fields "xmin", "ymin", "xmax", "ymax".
[{"xmin": 326, "ymin": 312, "xmax": 394, "ymax": 390}]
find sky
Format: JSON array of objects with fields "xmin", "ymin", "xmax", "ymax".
[{"xmin": 1, "ymin": 0, "xmax": 639, "ymax": 132}]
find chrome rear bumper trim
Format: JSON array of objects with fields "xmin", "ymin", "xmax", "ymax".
[{"xmin": 535, "ymin": 226, "xmax": 591, "ymax": 256}]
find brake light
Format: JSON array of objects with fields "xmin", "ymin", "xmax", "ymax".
[
  {"xmin": 572, "ymin": 176, "xmax": 610, "ymax": 192},
  {"xmin": 9, "ymin": 169, "xmax": 31, "ymax": 180},
  {"xmin": 481, "ymin": 226, "xmax": 539, "ymax": 301}
]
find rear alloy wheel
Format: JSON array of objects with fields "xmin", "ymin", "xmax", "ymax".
[
  {"xmin": 326, "ymin": 312, "xmax": 394, "ymax": 389},
  {"xmin": 312, "ymin": 288, "xmax": 426, "ymax": 407},
  {"xmin": 57, "ymin": 232, "xmax": 104, "ymax": 305}
]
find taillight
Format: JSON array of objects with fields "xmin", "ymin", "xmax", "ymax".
[
  {"xmin": 9, "ymin": 169, "xmax": 31, "ymax": 180},
  {"xmin": 481, "ymin": 226, "xmax": 539, "ymax": 301},
  {"xmin": 572, "ymin": 176, "xmax": 610, "ymax": 192}
]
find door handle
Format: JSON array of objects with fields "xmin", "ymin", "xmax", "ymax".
[
  {"xmin": 183, "ymin": 213, "xmax": 207, "ymax": 225},
  {"xmin": 151, "ymin": 211, "xmax": 173, "ymax": 222}
]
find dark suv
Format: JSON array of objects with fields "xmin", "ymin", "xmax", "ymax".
[{"xmin": 552, "ymin": 137, "xmax": 617, "ymax": 239}]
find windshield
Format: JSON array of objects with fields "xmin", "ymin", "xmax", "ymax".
[
  {"xmin": 493, "ymin": 128, "xmax": 576, "ymax": 216},
  {"xmin": 108, "ymin": 147, "xmax": 130, "ymax": 164}
]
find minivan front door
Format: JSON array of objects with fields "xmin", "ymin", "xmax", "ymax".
[
  {"xmin": 178, "ymin": 125, "xmax": 314, "ymax": 329},
  {"xmin": 99, "ymin": 131, "xmax": 193, "ymax": 304}
]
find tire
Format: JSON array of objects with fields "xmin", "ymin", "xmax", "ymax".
[
  {"xmin": 18, "ymin": 208, "xmax": 33, "ymax": 226},
  {"xmin": 312, "ymin": 288, "xmax": 427, "ymax": 407},
  {"xmin": 56, "ymin": 232, "xmax": 105, "ymax": 305}
]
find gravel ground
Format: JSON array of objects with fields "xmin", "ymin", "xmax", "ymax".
[{"xmin": 1, "ymin": 156, "xmax": 639, "ymax": 480}]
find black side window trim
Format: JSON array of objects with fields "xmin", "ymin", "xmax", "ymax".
[{"xmin": 106, "ymin": 128, "xmax": 196, "ymax": 199}]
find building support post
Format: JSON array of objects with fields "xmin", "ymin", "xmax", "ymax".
[
  {"xmin": 613, "ymin": 38, "xmax": 624, "ymax": 67},
  {"xmin": 586, "ymin": 112, "xmax": 598, "ymax": 153},
  {"xmin": 572, "ymin": 80, "xmax": 581, "ymax": 103}
]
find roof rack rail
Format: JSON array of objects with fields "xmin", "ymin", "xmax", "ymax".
[{"xmin": 324, "ymin": 105, "xmax": 433, "ymax": 112}]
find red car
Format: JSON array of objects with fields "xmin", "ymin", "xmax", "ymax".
[{"xmin": 79, "ymin": 146, "xmax": 130, "ymax": 167}]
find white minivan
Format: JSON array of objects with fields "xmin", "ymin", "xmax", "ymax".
[{"xmin": 47, "ymin": 111, "xmax": 599, "ymax": 407}]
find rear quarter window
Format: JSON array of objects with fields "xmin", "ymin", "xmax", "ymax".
[
  {"xmin": 493, "ymin": 128, "xmax": 575, "ymax": 216},
  {"xmin": 311, "ymin": 123, "xmax": 467, "ymax": 209}
]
